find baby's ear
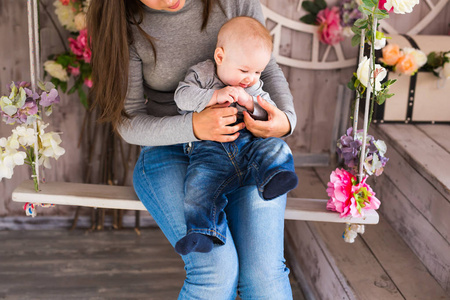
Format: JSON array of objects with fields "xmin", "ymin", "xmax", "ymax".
[{"xmin": 214, "ymin": 47, "xmax": 224, "ymax": 65}]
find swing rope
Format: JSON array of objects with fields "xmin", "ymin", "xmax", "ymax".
[{"xmin": 27, "ymin": 0, "xmax": 41, "ymax": 190}]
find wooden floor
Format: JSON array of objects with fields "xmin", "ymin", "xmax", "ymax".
[{"xmin": 0, "ymin": 228, "xmax": 305, "ymax": 299}]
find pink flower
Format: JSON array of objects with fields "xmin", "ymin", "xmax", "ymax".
[
  {"xmin": 59, "ymin": 0, "xmax": 70, "ymax": 5},
  {"xmin": 327, "ymin": 169, "xmax": 380, "ymax": 218},
  {"xmin": 326, "ymin": 168, "xmax": 355, "ymax": 215},
  {"xmin": 348, "ymin": 177, "xmax": 380, "ymax": 218},
  {"xmin": 316, "ymin": 7, "xmax": 344, "ymax": 46},
  {"xmin": 84, "ymin": 77, "xmax": 93, "ymax": 88},
  {"xmin": 68, "ymin": 29, "xmax": 91, "ymax": 63},
  {"xmin": 378, "ymin": 0, "xmax": 394, "ymax": 12},
  {"xmin": 67, "ymin": 65, "xmax": 80, "ymax": 76}
]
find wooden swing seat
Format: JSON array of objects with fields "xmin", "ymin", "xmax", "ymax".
[{"xmin": 12, "ymin": 180, "xmax": 379, "ymax": 224}]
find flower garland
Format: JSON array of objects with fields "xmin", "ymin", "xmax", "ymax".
[
  {"xmin": 44, "ymin": 0, "xmax": 92, "ymax": 108},
  {"xmin": 380, "ymin": 44, "xmax": 450, "ymax": 80},
  {"xmin": 324, "ymin": 0, "xmax": 419, "ymax": 242}
]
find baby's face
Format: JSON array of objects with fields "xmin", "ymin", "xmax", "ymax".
[{"xmin": 216, "ymin": 43, "xmax": 271, "ymax": 89}]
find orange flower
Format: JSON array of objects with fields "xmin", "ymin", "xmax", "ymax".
[
  {"xmin": 395, "ymin": 53, "xmax": 417, "ymax": 75},
  {"xmin": 380, "ymin": 44, "xmax": 402, "ymax": 66}
]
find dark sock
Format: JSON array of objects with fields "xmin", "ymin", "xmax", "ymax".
[
  {"xmin": 175, "ymin": 233, "xmax": 214, "ymax": 255},
  {"xmin": 262, "ymin": 171, "xmax": 298, "ymax": 200}
]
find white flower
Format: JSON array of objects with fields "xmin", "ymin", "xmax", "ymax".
[
  {"xmin": 374, "ymin": 140, "xmax": 387, "ymax": 156},
  {"xmin": 343, "ymin": 228, "xmax": 358, "ymax": 243},
  {"xmin": 44, "ymin": 60, "xmax": 69, "ymax": 82},
  {"xmin": 350, "ymin": 224, "xmax": 365, "ymax": 234},
  {"xmin": 53, "ymin": 0, "xmax": 77, "ymax": 32},
  {"xmin": 384, "ymin": 0, "xmax": 419, "ymax": 14},
  {"xmin": 364, "ymin": 155, "xmax": 383, "ymax": 176},
  {"xmin": 13, "ymin": 125, "xmax": 36, "ymax": 147},
  {"xmin": 402, "ymin": 47, "xmax": 427, "ymax": 68},
  {"xmin": 357, "ymin": 56, "xmax": 387, "ymax": 92},
  {"xmin": 0, "ymin": 140, "xmax": 26, "ymax": 181},
  {"xmin": 74, "ymin": 12, "xmax": 87, "ymax": 31},
  {"xmin": 442, "ymin": 53, "xmax": 450, "ymax": 79},
  {"xmin": 1, "ymin": 134, "xmax": 20, "ymax": 151},
  {"xmin": 39, "ymin": 132, "xmax": 65, "ymax": 168},
  {"xmin": 0, "ymin": 162, "xmax": 14, "ymax": 180},
  {"xmin": 374, "ymin": 37, "xmax": 386, "ymax": 50}
]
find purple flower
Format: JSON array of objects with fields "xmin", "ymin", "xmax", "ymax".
[
  {"xmin": 40, "ymin": 89, "xmax": 60, "ymax": 107},
  {"xmin": 339, "ymin": 0, "xmax": 362, "ymax": 27}
]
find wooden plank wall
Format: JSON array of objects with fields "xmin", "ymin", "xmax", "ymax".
[{"xmin": 1, "ymin": 0, "xmax": 449, "ymax": 216}]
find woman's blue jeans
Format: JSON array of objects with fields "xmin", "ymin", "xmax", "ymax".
[{"xmin": 133, "ymin": 144, "xmax": 293, "ymax": 300}]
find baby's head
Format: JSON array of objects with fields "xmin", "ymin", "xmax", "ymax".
[{"xmin": 214, "ymin": 16, "xmax": 273, "ymax": 89}]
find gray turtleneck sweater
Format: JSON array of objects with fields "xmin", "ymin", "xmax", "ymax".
[{"xmin": 119, "ymin": 0, "xmax": 296, "ymax": 146}]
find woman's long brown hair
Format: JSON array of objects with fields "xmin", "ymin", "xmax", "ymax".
[{"xmin": 87, "ymin": 0, "xmax": 216, "ymax": 131}]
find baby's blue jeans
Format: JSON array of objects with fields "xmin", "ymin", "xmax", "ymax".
[
  {"xmin": 133, "ymin": 143, "xmax": 293, "ymax": 300},
  {"xmin": 183, "ymin": 129, "xmax": 295, "ymax": 244}
]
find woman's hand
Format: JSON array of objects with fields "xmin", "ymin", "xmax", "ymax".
[
  {"xmin": 243, "ymin": 96, "xmax": 291, "ymax": 138},
  {"xmin": 192, "ymin": 103, "xmax": 245, "ymax": 142}
]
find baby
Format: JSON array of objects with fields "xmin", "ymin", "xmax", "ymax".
[{"xmin": 174, "ymin": 16, "xmax": 298, "ymax": 255}]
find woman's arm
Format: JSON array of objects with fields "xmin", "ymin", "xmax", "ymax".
[{"xmin": 118, "ymin": 46, "xmax": 244, "ymax": 145}]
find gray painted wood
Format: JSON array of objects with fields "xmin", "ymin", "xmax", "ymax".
[
  {"xmin": 362, "ymin": 216, "xmax": 449, "ymax": 300},
  {"xmin": 0, "ymin": 228, "xmax": 305, "ymax": 299},
  {"xmin": 372, "ymin": 125, "xmax": 450, "ymax": 242},
  {"xmin": 287, "ymin": 166, "xmax": 449, "ymax": 299},
  {"xmin": 0, "ymin": 228, "xmax": 186, "ymax": 299}
]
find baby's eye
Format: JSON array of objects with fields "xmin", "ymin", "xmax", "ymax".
[
  {"xmin": 240, "ymin": 69, "xmax": 248, "ymax": 73},
  {"xmin": 255, "ymin": 72, "xmax": 261, "ymax": 75}
]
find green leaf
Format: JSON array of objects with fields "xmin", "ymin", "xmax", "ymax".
[
  {"xmin": 347, "ymin": 76, "xmax": 357, "ymax": 90},
  {"xmin": 354, "ymin": 18, "xmax": 367, "ymax": 27},
  {"xmin": 373, "ymin": 8, "xmax": 390, "ymax": 20},
  {"xmin": 351, "ymin": 25, "xmax": 362, "ymax": 34},
  {"xmin": 351, "ymin": 34, "xmax": 362, "ymax": 47},
  {"xmin": 68, "ymin": 84, "xmax": 78, "ymax": 95},
  {"xmin": 385, "ymin": 79, "xmax": 397, "ymax": 86},
  {"xmin": 51, "ymin": 77, "xmax": 60, "ymax": 88},
  {"xmin": 358, "ymin": 4, "xmax": 373, "ymax": 16},
  {"xmin": 60, "ymin": 81, "xmax": 67, "ymax": 93},
  {"xmin": 362, "ymin": 0, "xmax": 376, "ymax": 9},
  {"xmin": 55, "ymin": 55, "xmax": 72, "ymax": 68},
  {"xmin": 302, "ymin": 1, "xmax": 320, "ymax": 14},
  {"xmin": 314, "ymin": 0, "xmax": 327, "ymax": 10},
  {"xmin": 78, "ymin": 87, "xmax": 88, "ymax": 109},
  {"xmin": 300, "ymin": 14, "xmax": 317, "ymax": 25}
]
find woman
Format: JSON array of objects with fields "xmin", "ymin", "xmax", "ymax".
[{"xmin": 87, "ymin": 0, "xmax": 297, "ymax": 299}]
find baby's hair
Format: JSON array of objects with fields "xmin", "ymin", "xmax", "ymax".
[{"xmin": 217, "ymin": 16, "xmax": 273, "ymax": 52}]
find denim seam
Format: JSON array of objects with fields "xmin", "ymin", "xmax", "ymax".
[
  {"xmin": 260, "ymin": 169, "xmax": 292, "ymax": 188},
  {"xmin": 210, "ymin": 172, "xmax": 240, "ymax": 238},
  {"xmin": 222, "ymin": 142, "xmax": 244, "ymax": 186},
  {"xmin": 186, "ymin": 228, "xmax": 227, "ymax": 244},
  {"xmin": 250, "ymin": 160, "xmax": 293, "ymax": 192}
]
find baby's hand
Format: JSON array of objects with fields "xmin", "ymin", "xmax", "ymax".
[
  {"xmin": 215, "ymin": 86, "xmax": 240, "ymax": 104},
  {"xmin": 235, "ymin": 87, "xmax": 254, "ymax": 113}
]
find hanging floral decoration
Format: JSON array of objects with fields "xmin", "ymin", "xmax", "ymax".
[
  {"xmin": 44, "ymin": 0, "xmax": 92, "ymax": 108},
  {"xmin": 324, "ymin": 0, "xmax": 419, "ymax": 242},
  {"xmin": 0, "ymin": 81, "xmax": 65, "ymax": 191}
]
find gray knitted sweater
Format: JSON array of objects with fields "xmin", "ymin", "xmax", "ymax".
[
  {"xmin": 175, "ymin": 59, "xmax": 274, "ymax": 120},
  {"xmin": 119, "ymin": 0, "xmax": 296, "ymax": 146}
]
